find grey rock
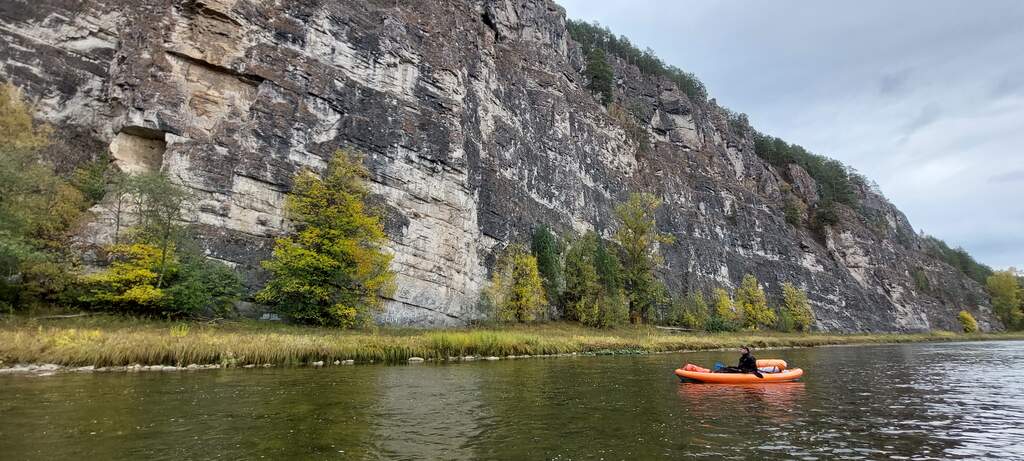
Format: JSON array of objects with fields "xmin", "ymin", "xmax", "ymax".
[
  {"xmin": 408, "ymin": 357, "xmax": 425, "ymax": 363},
  {"xmin": 0, "ymin": 0, "xmax": 999, "ymax": 332}
]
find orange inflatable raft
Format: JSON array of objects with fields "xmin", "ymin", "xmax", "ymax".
[{"xmin": 675, "ymin": 360, "xmax": 804, "ymax": 384}]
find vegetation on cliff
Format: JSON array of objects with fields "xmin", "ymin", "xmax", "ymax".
[{"xmin": 256, "ymin": 150, "xmax": 396, "ymax": 327}]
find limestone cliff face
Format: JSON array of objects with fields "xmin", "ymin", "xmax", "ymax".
[{"xmin": 0, "ymin": 0, "xmax": 1000, "ymax": 330}]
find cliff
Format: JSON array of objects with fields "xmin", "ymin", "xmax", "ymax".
[{"xmin": 0, "ymin": 0, "xmax": 1000, "ymax": 331}]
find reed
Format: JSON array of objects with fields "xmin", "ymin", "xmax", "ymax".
[{"xmin": 1, "ymin": 314, "xmax": 1021, "ymax": 367}]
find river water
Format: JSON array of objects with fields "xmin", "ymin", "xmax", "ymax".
[{"xmin": 1, "ymin": 341, "xmax": 1022, "ymax": 460}]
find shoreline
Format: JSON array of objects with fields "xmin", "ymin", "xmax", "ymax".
[{"xmin": 2, "ymin": 315, "xmax": 1023, "ymax": 375}]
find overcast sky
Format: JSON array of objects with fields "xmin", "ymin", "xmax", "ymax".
[{"xmin": 559, "ymin": 0, "xmax": 1024, "ymax": 270}]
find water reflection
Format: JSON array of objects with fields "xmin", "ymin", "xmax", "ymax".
[{"xmin": 677, "ymin": 382, "xmax": 806, "ymax": 414}]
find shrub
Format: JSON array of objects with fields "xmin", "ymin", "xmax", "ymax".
[
  {"xmin": 958, "ymin": 310, "xmax": 979, "ymax": 333},
  {"xmin": 783, "ymin": 196, "xmax": 802, "ymax": 226},
  {"xmin": 256, "ymin": 150, "xmax": 395, "ymax": 327},
  {"xmin": 164, "ymin": 253, "xmax": 242, "ymax": 316},
  {"xmin": 562, "ymin": 232, "xmax": 628, "ymax": 328},
  {"xmin": 487, "ymin": 244, "xmax": 548, "ymax": 323},
  {"xmin": 80, "ymin": 243, "xmax": 175, "ymax": 312},
  {"xmin": 781, "ymin": 282, "xmax": 814, "ymax": 332},
  {"xmin": 736, "ymin": 274, "xmax": 776, "ymax": 330}
]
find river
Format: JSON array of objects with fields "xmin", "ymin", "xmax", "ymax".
[{"xmin": 1, "ymin": 340, "xmax": 1022, "ymax": 459}]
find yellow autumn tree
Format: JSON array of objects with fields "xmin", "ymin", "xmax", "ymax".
[
  {"xmin": 487, "ymin": 244, "xmax": 548, "ymax": 323},
  {"xmin": 736, "ymin": 274, "xmax": 776, "ymax": 330},
  {"xmin": 256, "ymin": 150, "xmax": 396, "ymax": 327}
]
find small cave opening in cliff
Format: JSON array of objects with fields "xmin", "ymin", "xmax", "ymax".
[
  {"xmin": 109, "ymin": 126, "xmax": 167, "ymax": 174},
  {"xmin": 480, "ymin": 11, "xmax": 498, "ymax": 40}
]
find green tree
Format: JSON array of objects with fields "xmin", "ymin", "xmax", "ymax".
[
  {"xmin": 584, "ymin": 48, "xmax": 614, "ymax": 105},
  {"xmin": 487, "ymin": 244, "xmax": 548, "ymax": 323},
  {"xmin": 958, "ymin": 310, "xmax": 979, "ymax": 333},
  {"xmin": 129, "ymin": 173, "xmax": 192, "ymax": 288},
  {"xmin": 562, "ymin": 232, "xmax": 628, "ymax": 327},
  {"xmin": 986, "ymin": 269, "xmax": 1023, "ymax": 329},
  {"xmin": 676, "ymin": 291, "xmax": 709, "ymax": 330},
  {"xmin": 0, "ymin": 82, "xmax": 86, "ymax": 307},
  {"xmin": 781, "ymin": 282, "xmax": 813, "ymax": 332},
  {"xmin": 531, "ymin": 225, "xmax": 562, "ymax": 313},
  {"xmin": 736, "ymin": 274, "xmax": 776, "ymax": 330},
  {"xmin": 614, "ymin": 193, "xmax": 674, "ymax": 323},
  {"xmin": 256, "ymin": 150, "xmax": 396, "ymax": 327},
  {"xmin": 711, "ymin": 287, "xmax": 740, "ymax": 331}
]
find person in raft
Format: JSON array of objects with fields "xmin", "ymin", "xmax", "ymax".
[{"xmin": 717, "ymin": 346, "xmax": 758, "ymax": 374}]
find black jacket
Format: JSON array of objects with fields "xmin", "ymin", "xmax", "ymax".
[{"xmin": 738, "ymin": 353, "xmax": 757, "ymax": 372}]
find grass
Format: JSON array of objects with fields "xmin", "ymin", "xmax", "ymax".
[{"xmin": 2, "ymin": 314, "xmax": 1023, "ymax": 367}]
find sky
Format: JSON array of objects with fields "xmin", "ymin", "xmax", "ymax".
[{"xmin": 558, "ymin": 0, "xmax": 1024, "ymax": 270}]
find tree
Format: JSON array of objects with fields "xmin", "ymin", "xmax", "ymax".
[
  {"xmin": 129, "ymin": 173, "xmax": 192, "ymax": 288},
  {"xmin": 531, "ymin": 225, "xmax": 562, "ymax": 313},
  {"xmin": 614, "ymin": 193, "xmax": 674, "ymax": 323},
  {"xmin": 676, "ymin": 291, "xmax": 709, "ymax": 330},
  {"xmin": 735, "ymin": 274, "xmax": 776, "ymax": 330},
  {"xmin": 708, "ymin": 287, "xmax": 739, "ymax": 332},
  {"xmin": 0, "ymin": 82, "xmax": 86, "ymax": 307},
  {"xmin": 256, "ymin": 150, "xmax": 395, "ymax": 327},
  {"xmin": 986, "ymin": 269, "xmax": 1023, "ymax": 329},
  {"xmin": 562, "ymin": 232, "xmax": 628, "ymax": 327},
  {"xmin": 781, "ymin": 282, "xmax": 813, "ymax": 332},
  {"xmin": 584, "ymin": 48, "xmax": 614, "ymax": 106},
  {"xmin": 487, "ymin": 244, "xmax": 547, "ymax": 323}
]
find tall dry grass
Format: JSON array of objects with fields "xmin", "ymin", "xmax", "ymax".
[{"xmin": 1, "ymin": 315, "xmax": 1021, "ymax": 367}]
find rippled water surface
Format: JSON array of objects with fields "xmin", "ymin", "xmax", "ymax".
[{"xmin": 2, "ymin": 341, "xmax": 1023, "ymax": 459}]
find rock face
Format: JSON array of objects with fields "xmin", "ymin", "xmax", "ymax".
[{"xmin": 0, "ymin": 0, "xmax": 999, "ymax": 331}]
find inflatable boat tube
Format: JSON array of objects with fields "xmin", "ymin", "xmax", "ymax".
[{"xmin": 675, "ymin": 363, "xmax": 804, "ymax": 383}]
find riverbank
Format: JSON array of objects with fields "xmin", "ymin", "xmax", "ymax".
[{"xmin": 2, "ymin": 314, "xmax": 1022, "ymax": 371}]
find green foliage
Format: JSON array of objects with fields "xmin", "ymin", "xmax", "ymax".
[
  {"xmin": 257, "ymin": 150, "xmax": 396, "ymax": 328},
  {"xmin": 986, "ymin": 269, "xmax": 1023, "ymax": 329},
  {"xmin": 675, "ymin": 291, "xmax": 710, "ymax": 330},
  {"xmin": 781, "ymin": 282, "xmax": 813, "ymax": 332},
  {"xmin": 958, "ymin": 310, "xmax": 979, "ymax": 333},
  {"xmin": 80, "ymin": 243, "xmax": 242, "ymax": 317},
  {"xmin": 567, "ymin": 20, "xmax": 708, "ymax": 103},
  {"xmin": 164, "ymin": 252, "xmax": 242, "ymax": 316},
  {"xmin": 487, "ymin": 244, "xmax": 548, "ymax": 323},
  {"xmin": 812, "ymin": 200, "xmax": 840, "ymax": 229},
  {"xmin": 0, "ymin": 82, "xmax": 89, "ymax": 307},
  {"xmin": 923, "ymin": 235, "xmax": 993, "ymax": 285},
  {"xmin": 562, "ymin": 232, "xmax": 628, "ymax": 327},
  {"xmin": 614, "ymin": 193, "xmax": 674, "ymax": 323},
  {"xmin": 735, "ymin": 274, "xmax": 776, "ymax": 330},
  {"xmin": 783, "ymin": 196, "xmax": 802, "ymax": 226},
  {"xmin": 81, "ymin": 243, "xmax": 174, "ymax": 310},
  {"xmin": 712, "ymin": 287, "xmax": 740, "ymax": 331},
  {"xmin": 911, "ymin": 267, "xmax": 930, "ymax": 292},
  {"xmin": 71, "ymin": 155, "xmax": 110, "ymax": 204},
  {"xmin": 128, "ymin": 173, "xmax": 193, "ymax": 288},
  {"xmin": 583, "ymin": 48, "xmax": 614, "ymax": 105},
  {"xmin": 531, "ymin": 225, "xmax": 562, "ymax": 312},
  {"xmin": 754, "ymin": 133, "xmax": 859, "ymax": 207}
]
